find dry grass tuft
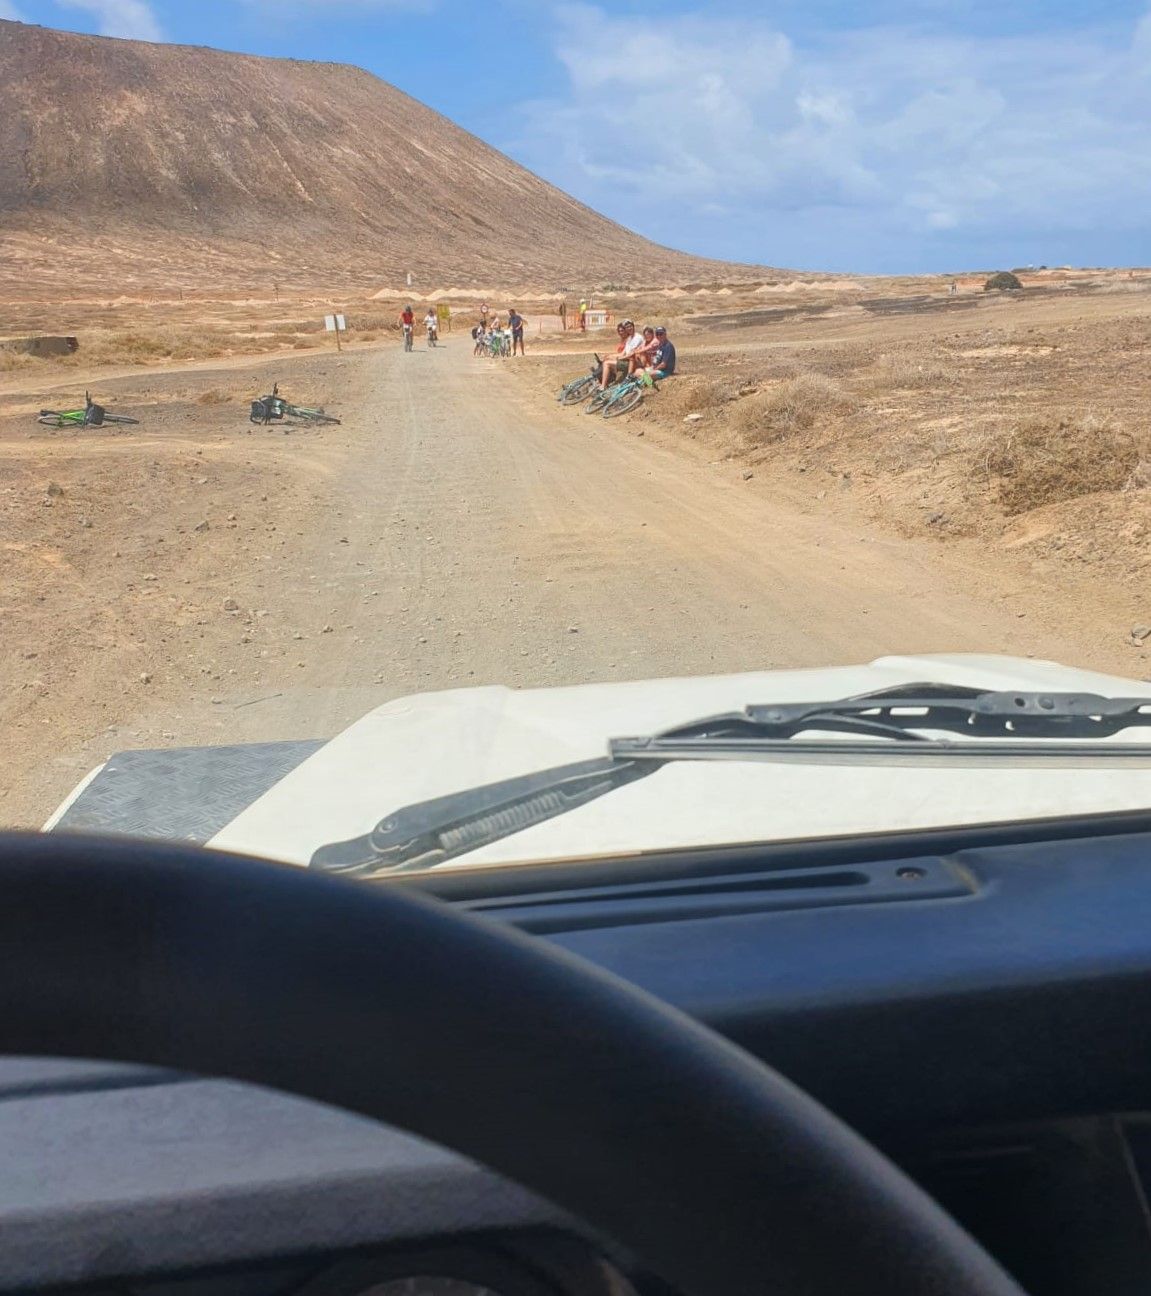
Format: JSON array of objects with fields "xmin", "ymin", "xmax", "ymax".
[
  {"xmin": 867, "ymin": 352, "xmax": 951, "ymax": 391},
  {"xmin": 982, "ymin": 414, "xmax": 1142, "ymax": 514},
  {"xmin": 195, "ymin": 389, "xmax": 229, "ymax": 405},
  {"xmin": 730, "ymin": 372, "xmax": 853, "ymax": 444},
  {"xmin": 0, "ymin": 349, "xmax": 35, "ymax": 374},
  {"xmin": 679, "ymin": 377, "xmax": 731, "ymax": 412}
]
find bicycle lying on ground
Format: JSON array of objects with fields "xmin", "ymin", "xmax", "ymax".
[
  {"xmin": 557, "ymin": 357, "xmax": 657, "ymax": 417},
  {"xmin": 557, "ymin": 355, "xmax": 602, "ymax": 405},
  {"xmin": 586, "ymin": 370, "xmax": 656, "ymax": 418},
  {"xmin": 38, "ymin": 393, "xmax": 139, "ymax": 428},
  {"xmin": 249, "ymin": 383, "xmax": 341, "ymax": 426}
]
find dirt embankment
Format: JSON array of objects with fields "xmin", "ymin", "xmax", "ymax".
[{"xmin": 519, "ymin": 285, "xmax": 1151, "ymax": 638}]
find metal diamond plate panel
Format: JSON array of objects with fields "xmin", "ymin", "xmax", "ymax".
[{"xmin": 51, "ymin": 741, "xmax": 326, "ymax": 843}]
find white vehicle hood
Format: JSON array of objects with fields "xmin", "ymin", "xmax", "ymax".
[{"xmin": 210, "ymin": 654, "xmax": 1151, "ymax": 870}]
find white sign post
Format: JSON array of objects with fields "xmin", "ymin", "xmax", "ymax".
[{"xmin": 324, "ymin": 313, "xmax": 347, "ymax": 352}]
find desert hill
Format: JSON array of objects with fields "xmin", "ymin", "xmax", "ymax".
[{"xmin": 0, "ymin": 19, "xmax": 770, "ymax": 297}]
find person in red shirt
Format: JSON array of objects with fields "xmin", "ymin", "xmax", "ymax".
[{"xmin": 399, "ymin": 306, "xmax": 415, "ymax": 351}]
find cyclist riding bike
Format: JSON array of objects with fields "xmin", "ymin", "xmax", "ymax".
[
  {"xmin": 424, "ymin": 310, "xmax": 438, "ymax": 346},
  {"xmin": 400, "ymin": 306, "xmax": 415, "ymax": 352}
]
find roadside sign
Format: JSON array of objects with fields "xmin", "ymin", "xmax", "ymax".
[
  {"xmin": 437, "ymin": 303, "xmax": 451, "ymax": 331},
  {"xmin": 323, "ymin": 313, "xmax": 347, "ymax": 351}
]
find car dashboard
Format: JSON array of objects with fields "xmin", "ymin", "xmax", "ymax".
[{"xmin": 14, "ymin": 808, "xmax": 1151, "ymax": 1296}]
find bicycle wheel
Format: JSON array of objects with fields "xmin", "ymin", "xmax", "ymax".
[
  {"xmin": 602, "ymin": 386, "xmax": 643, "ymax": 418},
  {"xmin": 585, "ymin": 388, "xmax": 612, "ymax": 414},
  {"xmin": 290, "ymin": 407, "xmax": 341, "ymax": 425},
  {"xmin": 560, "ymin": 376, "xmax": 596, "ymax": 405},
  {"xmin": 100, "ymin": 413, "xmax": 140, "ymax": 425}
]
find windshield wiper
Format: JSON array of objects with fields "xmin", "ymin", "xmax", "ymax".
[{"xmin": 309, "ymin": 684, "xmax": 1151, "ymax": 876}]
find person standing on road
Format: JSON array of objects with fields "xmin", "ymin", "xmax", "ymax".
[
  {"xmin": 480, "ymin": 301, "xmax": 489, "ymax": 329},
  {"xmin": 508, "ymin": 308, "xmax": 526, "ymax": 356}
]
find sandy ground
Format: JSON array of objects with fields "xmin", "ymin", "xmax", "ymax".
[{"xmin": 3, "ymin": 319, "xmax": 1147, "ymax": 829}]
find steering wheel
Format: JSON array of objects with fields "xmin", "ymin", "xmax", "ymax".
[{"xmin": 0, "ymin": 833, "xmax": 1026, "ymax": 1296}]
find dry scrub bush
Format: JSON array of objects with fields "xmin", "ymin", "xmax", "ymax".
[
  {"xmin": 348, "ymin": 312, "xmax": 393, "ymax": 331},
  {"xmin": 62, "ymin": 328, "xmax": 292, "ymax": 365},
  {"xmin": 983, "ymin": 414, "xmax": 1141, "ymax": 514},
  {"xmin": 730, "ymin": 373, "xmax": 853, "ymax": 444},
  {"xmin": 0, "ymin": 349, "xmax": 34, "ymax": 374},
  {"xmin": 678, "ymin": 377, "xmax": 731, "ymax": 413},
  {"xmin": 868, "ymin": 353, "xmax": 950, "ymax": 391},
  {"xmin": 195, "ymin": 389, "xmax": 229, "ymax": 405}
]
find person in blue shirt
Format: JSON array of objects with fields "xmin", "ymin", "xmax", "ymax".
[
  {"xmin": 649, "ymin": 326, "xmax": 676, "ymax": 379},
  {"xmin": 508, "ymin": 308, "xmax": 526, "ymax": 356}
]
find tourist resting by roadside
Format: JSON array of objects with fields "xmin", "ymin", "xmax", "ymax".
[
  {"xmin": 627, "ymin": 326, "xmax": 659, "ymax": 375},
  {"xmin": 508, "ymin": 308, "xmax": 526, "ymax": 356},
  {"xmin": 599, "ymin": 320, "xmax": 644, "ymax": 390},
  {"xmin": 648, "ymin": 326, "xmax": 676, "ymax": 379}
]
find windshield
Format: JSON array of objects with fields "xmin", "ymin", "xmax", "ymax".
[{"xmin": 4, "ymin": 4, "xmax": 1151, "ymax": 875}]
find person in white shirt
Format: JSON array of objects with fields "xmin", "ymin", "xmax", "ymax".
[
  {"xmin": 424, "ymin": 310, "xmax": 438, "ymax": 345},
  {"xmin": 599, "ymin": 320, "xmax": 643, "ymax": 390}
]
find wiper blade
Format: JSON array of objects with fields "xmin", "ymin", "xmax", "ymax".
[
  {"xmin": 613, "ymin": 685, "xmax": 1151, "ymax": 757},
  {"xmin": 310, "ymin": 684, "xmax": 1151, "ymax": 876},
  {"xmin": 310, "ymin": 757, "xmax": 656, "ymax": 876}
]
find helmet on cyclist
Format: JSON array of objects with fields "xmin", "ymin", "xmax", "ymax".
[{"xmin": 655, "ymin": 326, "xmax": 667, "ymax": 335}]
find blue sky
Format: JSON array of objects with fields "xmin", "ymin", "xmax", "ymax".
[{"xmin": 4, "ymin": 0, "xmax": 1151, "ymax": 273}]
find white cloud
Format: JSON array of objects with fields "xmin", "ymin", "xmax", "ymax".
[
  {"xmin": 58, "ymin": 0, "xmax": 163, "ymax": 39},
  {"xmin": 508, "ymin": 5, "xmax": 1151, "ymax": 268},
  {"xmin": 241, "ymin": 0, "xmax": 433, "ymax": 12},
  {"xmin": 56, "ymin": 0, "xmax": 164, "ymax": 41}
]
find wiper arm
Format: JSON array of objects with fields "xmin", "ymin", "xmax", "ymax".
[
  {"xmin": 310, "ymin": 757, "xmax": 656, "ymax": 876},
  {"xmin": 310, "ymin": 684, "xmax": 1151, "ymax": 876}
]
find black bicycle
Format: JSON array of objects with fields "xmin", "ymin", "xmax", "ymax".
[
  {"xmin": 38, "ymin": 392, "xmax": 139, "ymax": 428},
  {"xmin": 250, "ymin": 383, "xmax": 341, "ymax": 426}
]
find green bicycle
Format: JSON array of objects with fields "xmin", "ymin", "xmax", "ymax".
[
  {"xmin": 557, "ymin": 354, "xmax": 603, "ymax": 405},
  {"xmin": 586, "ymin": 370, "xmax": 655, "ymax": 418},
  {"xmin": 38, "ymin": 392, "xmax": 139, "ymax": 428}
]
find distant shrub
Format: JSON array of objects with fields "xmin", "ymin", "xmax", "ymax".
[
  {"xmin": 984, "ymin": 271, "xmax": 1023, "ymax": 292},
  {"xmin": 982, "ymin": 414, "xmax": 1140, "ymax": 513}
]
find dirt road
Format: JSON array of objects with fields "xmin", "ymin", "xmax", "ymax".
[{"xmin": 1, "ymin": 338, "xmax": 1134, "ymax": 827}]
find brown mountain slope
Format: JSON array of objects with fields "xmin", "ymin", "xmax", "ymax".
[{"xmin": 0, "ymin": 20, "xmax": 771, "ymax": 296}]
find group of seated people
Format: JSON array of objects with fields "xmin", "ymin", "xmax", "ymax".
[{"xmin": 599, "ymin": 321, "xmax": 676, "ymax": 391}]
